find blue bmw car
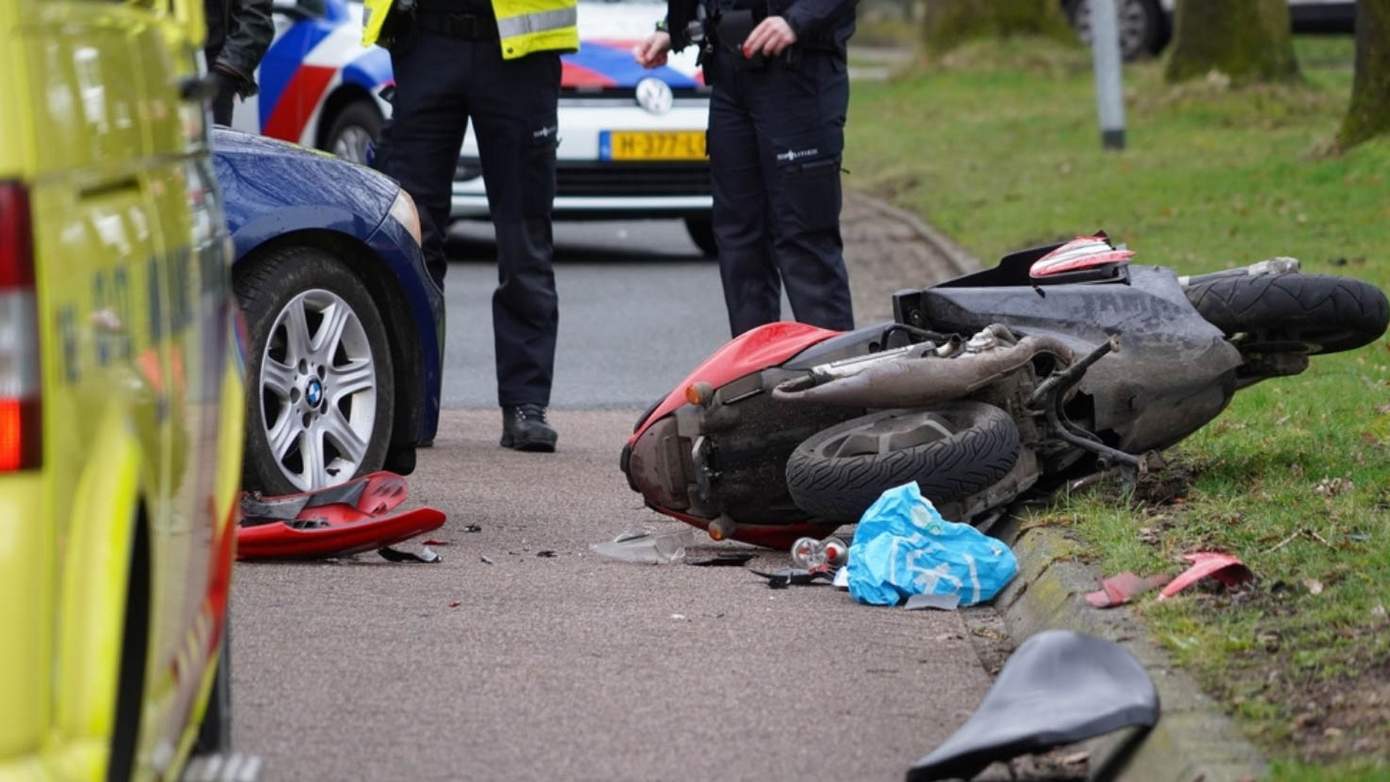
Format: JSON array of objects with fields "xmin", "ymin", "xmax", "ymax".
[{"xmin": 213, "ymin": 128, "xmax": 443, "ymax": 493}]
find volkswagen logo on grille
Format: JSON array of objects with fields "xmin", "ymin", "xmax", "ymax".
[{"xmin": 635, "ymin": 77, "xmax": 674, "ymax": 115}]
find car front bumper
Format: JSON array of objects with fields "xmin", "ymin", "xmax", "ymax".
[{"xmin": 451, "ymin": 98, "xmax": 713, "ymax": 220}]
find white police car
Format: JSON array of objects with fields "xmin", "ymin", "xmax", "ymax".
[{"xmin": 236, "ymin": 0, "xmax": 716, "ymax": 254}]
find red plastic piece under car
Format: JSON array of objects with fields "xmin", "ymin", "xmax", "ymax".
[{"xmin": 237, "ymin": 472, "xmax": 445, "ymax": 560}]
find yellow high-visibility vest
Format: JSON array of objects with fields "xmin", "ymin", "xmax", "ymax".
[{"xmin": 362, "ymin": 0, "xmax": 579, "ymax": 60}]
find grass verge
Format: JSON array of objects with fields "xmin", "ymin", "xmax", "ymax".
[{"xmin": 846, "ymin": 36, "xmax": 1390, "ymax": 779}]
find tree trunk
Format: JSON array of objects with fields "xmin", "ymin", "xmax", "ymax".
[
  {"xmin": 1339, "ymin": 0, "xmax": 1390, "ymax": 149},
  {"xmin": 1163, "ymin": 0, "xmax": 1300, "ymax": 84},
  {"xmin": 923, "ymin": 0, "xmax": 1075, "ymax": 53}
]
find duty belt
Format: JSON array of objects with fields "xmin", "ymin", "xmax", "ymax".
[{"xmin": 414, "ymin": 9, "xmax": 499, "ymax": 40}]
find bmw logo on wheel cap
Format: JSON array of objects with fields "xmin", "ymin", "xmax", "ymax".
[
  {"xmin": 306, "ymin": 378, "xmax": 324, "ymax": 408},
  {"xmin": 635, "ymin": 77, "xmax": 674, "ymax": 115}
]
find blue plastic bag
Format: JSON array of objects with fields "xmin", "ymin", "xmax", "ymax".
[{"xmin": 847, "ymin": 483, "xmax": 1018, "ymax": 607}]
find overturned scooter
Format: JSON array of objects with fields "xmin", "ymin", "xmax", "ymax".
[{"xmin": 621, "ymin": 235, "xmax": 1389, "ymax": 549}]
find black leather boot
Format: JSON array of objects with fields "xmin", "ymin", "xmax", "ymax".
[{"xmin": 500, "ymin": 404, "xmax": 557, "ymax": 452}]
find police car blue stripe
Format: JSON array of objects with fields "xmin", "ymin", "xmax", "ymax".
[{"xmin": 342, "ymin": 46, "xmax": 393, "ymax": 91}]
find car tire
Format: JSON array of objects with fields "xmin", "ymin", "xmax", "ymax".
[
  {"xmin": 685, "ymin": 216, "xmax": 718, "ymax": 258},
  {"xmin": 236, "ymin": 245, "xmax": 395, "ymax": 494},
  {"xmin": 325, "ymin": 100, "xmax": 382, "ymax": 165},
  {"xmin": 1185, "ymin": 272, "xmax": 1389, "ymax": 356},
  {"xmin": 1066, "ymin": 0, "xmax": 1167, "ymax": 61},
  {"xmin": 785, "ymin": 402, "xmax": 1021, "ymax": 523}
]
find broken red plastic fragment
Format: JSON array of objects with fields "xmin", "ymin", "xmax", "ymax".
[
  {"xmin": 236, "ymin": 471, "xmax": 445, "ymax": 560},
  {"xmin": 1085, "ymin": 572, "xmax": 1173, "ymax": 608},
  {"xmin": 1158, "ymin": 552, "xmax": 1253, "ymax": 600}
]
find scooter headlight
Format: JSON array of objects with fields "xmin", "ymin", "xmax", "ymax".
[{"xmin": 389, "ymin": 188, "xmax": 423, "ymax": 247}]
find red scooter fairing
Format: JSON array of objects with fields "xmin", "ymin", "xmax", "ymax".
[
  {"xmin": 625, "ymin": 322, "xmax": 849, "ymax": 549},
  {"xmin": 631, "ymin": 322, "xmax": 841, "ymax": 441},
  {"xmin": 237, "ymin": 472, "xmax": 446, "ymax": 560}
]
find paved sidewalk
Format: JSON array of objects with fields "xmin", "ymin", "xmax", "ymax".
[{"xmin": 232, "ymin": 410, "xmax": 996, "ymax": 781}]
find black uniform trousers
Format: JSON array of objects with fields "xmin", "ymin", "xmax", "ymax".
[
  {"xmin": 707, "ymin": 47, "xmax": 855, "ymax": 337},
  {"xmin": 376, "ymin": 26, "xmax": 561, "ymax": 407}
]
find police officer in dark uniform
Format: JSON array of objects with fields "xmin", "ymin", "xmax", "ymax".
[
  {"xmin": 204, "ymin": 0, "xmax": 274, "ymax": 125},
  {"xmin": 365, "ymin": 0, "xmax": 578, "ymax": 451},
  {"xmin": 635, "ymin": 0, "xmax": 855, "ymax": 337}
]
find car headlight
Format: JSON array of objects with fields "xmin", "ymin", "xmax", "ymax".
[{"xmin": 389, "ymin": 189, "xmax": 423, "ymax": 247}]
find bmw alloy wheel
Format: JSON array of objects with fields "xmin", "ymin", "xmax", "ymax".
[{"xmin": 259, "ymin": 288, "xmax": 378, "ymax": 491}]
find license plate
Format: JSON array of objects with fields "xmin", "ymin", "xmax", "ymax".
[{"xmin": 600, "ymin": 130, "xmax": 707, "ymax": 161}]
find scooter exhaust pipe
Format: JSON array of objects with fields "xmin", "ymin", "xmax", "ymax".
[{"xmin": 772, "ymin": 328, "xmax": 1075, "ymax": 409}]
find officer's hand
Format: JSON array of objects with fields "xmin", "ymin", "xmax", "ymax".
[
  {"xmin": 633, "ymin": 32, "xmax": 672, "ymax": 68},
  {"xmin": 743, "ymin": 16, "xmax": 797, "ymax": 58}
]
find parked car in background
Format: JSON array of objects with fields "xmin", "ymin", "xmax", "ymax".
[
  {"xmin": 234, "ymin": 0, "xmax": 717, "ymax": 255},
  {"xmin": 0, "ymin": 0, "xmax": 246, "ymax": 778},
  {"xmin": 215, "ymin": 128, "xmax": 443, "ymax": 494},
  {"xmin": 1065, "ymin": 0, "xmax": 1357, "ymax": 61}
]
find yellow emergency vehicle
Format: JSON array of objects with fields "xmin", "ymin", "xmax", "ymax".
[{"xmin": 0, "ymin": 0, "xmax": 247, "ymax": 779}]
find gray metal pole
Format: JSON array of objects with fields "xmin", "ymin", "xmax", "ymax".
[{"xmin": 1090, "ymin": 0, "xmax": 1127, "ymax": 150}]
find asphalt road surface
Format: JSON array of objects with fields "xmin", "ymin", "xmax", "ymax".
[
  {"xmin": 231, "ymin": 222, "xmax": 1000, "ymax": 781},
  {"xmin": 440, "ymin": 219, "xmax": 741, "ymax": 410}
]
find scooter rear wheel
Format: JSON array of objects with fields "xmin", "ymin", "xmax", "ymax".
[
  {"xmin": 1185, "ymin": 272, "xmax": 1388, "ymax": 355},
  {"xmin": 786, "ymin": 402, "xmax": 1021, "ymax": 524}
]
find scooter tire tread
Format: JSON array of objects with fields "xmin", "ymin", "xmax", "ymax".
[
  {"xmin": 785, "ymin": 401, "xmax": 1021, "ymax": 523},
  {"xmin": 1185, "ymin": 272, "xmax": 1388, "ymax": 354}
]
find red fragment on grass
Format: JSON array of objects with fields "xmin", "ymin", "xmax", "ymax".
[
  {"xmin": 1158, "ymin": 552, "xmax": 1253, "ymax": 600},
  {"xmin": 1085, "ymin": 572, "xmax": 1173, "ymax": 608}
]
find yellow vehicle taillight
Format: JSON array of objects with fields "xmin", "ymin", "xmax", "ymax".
[{"xmin": 0, "ymin": 183, "xmax": 42, "ymax": 471}]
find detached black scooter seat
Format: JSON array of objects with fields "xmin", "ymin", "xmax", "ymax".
[{"xmin": 907, "ymin": 630, "xmax": 1159, "ymax": 781}]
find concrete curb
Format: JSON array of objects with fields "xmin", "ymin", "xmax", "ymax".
[
  {"xmin": 848, "ymin": 192, "xmax": 980, "ymax": 277},
  {"xmin": 849, "ymin": 193, "xmax": 1269, "ymax": 780},
  {"xmin": 992, "ymin": 516, "xmax": 1267, "ymax": 781}
]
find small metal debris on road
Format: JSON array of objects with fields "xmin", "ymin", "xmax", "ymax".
[
  {"xmin": 590, "ymin": 527, "xmax": 696, "ymax": 564},
  {"xmin": 905, "ymin": 593, "xmax": 961, "ymax": 611},
  {"xmin": 462, "ymin": 524, "xmax": 483, "ymax": 533},
  {"xmin": 751, "ymin": 568, "xmax": 834, "ymax": 589},
  {"xmin": 686, "ymin": 552, "xmax": 757, "ymax": 567},
  {"xmin": 847, "ymin": 483, "xmax": 1017, "ymax": 607},
  {"xmin": 1085, "ymin": 572, "xmax": 1172, "ymax": 608},
  {"xmin": 378, "ymin": 545, "xmax": 442, "ymax": 564},
  {"xmin": 670, "ymin": 613, "xmax": 687, "ymax": 621},
  {"xmin": 1158, "ymin": 552, "xmax": 1253, "ymax": 600},
  {"xmin": 480, "ymin": 555, "xmax": 495, "ymax": 565},
  {"xmin": 907, "ymin": 630, "xmax": 1158, "ymax": 781},
  {"xmin": 536, "ymin": 550, "xmax": 558, "ymax": 558},
  {"xmin": 448, "ymin": 601, "xmax": 461, "ymax": 608}
]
